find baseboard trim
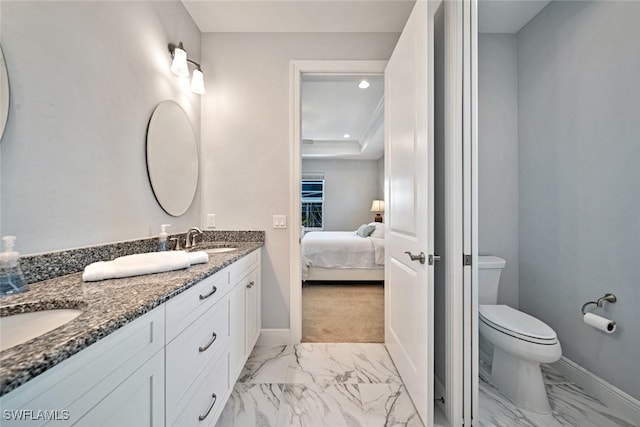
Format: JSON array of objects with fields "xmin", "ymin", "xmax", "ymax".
[
  {"xmin": 257, "ymin": 328, "xmax": 291, "ymax": 346},
  {"xmin": 552, "ymin": 356, "xmax": 640, "ymax": 425}
]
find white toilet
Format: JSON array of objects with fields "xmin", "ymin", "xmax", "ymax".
[{"xmin": 478, "ymin": 256, "xmax": 561, "ymax": 414}]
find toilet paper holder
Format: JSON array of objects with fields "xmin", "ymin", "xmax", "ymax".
[{"xmin": 581, "ymin": 293, "xmax": 617, "ymax": 315}]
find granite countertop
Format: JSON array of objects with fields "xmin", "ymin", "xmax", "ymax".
[{"xmin": 0, "ymin": 241, "xmax": 263, "ymax": 397}]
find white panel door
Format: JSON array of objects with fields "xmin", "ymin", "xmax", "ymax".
[{"xmin": 384, "ymin": 1, "xmax": 434, "ymax": 425}]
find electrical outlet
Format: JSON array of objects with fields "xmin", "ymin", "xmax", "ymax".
[
  {"xmin": 206, "ymin": 214, "xmax": 216, "ymax": 229},
  {"xmin": 273, "ymin": 215, "xmax": 287, "ymax": 229}
]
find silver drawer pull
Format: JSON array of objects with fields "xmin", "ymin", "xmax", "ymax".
[
  {"xmin": 198, "ymin": 393, "xmax": 217, "ymax": 421},
  {"xmin": 199, "ymin": 285, "xmax": 217, "ymax": 300},
  {"xmin": 246, "ymin": 281, "xmax": 255, "ymax": 289},
  {"xmin": 198, "ymin": 332, "xmax": 217, "ymax": 352}
]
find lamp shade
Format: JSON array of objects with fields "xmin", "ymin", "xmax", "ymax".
[
  {"xmin": 190, "ymin": 68, "xmax": 205, "ymax": 94},
  {"xmin": 370, "ymin": 200, "xmax": 384, "ymax": 212},
  {"xmin": 170, "ymin": 47, "xmax": 189, "ymax": 77}
]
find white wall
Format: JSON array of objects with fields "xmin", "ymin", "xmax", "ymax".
[
  {"xmin": 478, "ymin": 34, "xmax": 519, "ymax": 307},
  {"xmin": 302, "ymin": 159, "xmax": 380, "ymax": 231},
  {"xmin": 200, "ymin": 32, "xmax": 399, "ymax": 328},
  {"xmin": 518, "ymin": 1, "xmax": 640, "ymax": 399},
  {"xmin": 0, "ymin": 1, "xmax": 202, "ymax": 254}
]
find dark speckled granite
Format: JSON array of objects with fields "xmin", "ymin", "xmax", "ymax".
[
  {"xmin": 0, "ymin": 236, "xmax": 264, "ymax": 397},
  {"xmin": 20, "ymin": 231, "xmax": 265, "ymax": 284}
]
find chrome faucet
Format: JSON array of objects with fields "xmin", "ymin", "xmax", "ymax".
[{"xmin": 184, "ymin": 227, "xmax": 203, "ymax": 249}]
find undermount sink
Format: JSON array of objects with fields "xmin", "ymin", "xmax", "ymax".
[
  {"xmin": 0, "ymin": 309, "xmax": 83, "ymax": 352},
  {"xmin": 203, "ymin": 247, "xmax": 237, "ymax": 254}
]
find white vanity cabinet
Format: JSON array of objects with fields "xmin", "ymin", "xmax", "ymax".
[
  {"xmin": 168, "ymin": 249, "xmax": 261, "ymax": 426},
  {"xmin": 0, "ymin": 306, "xmax": 165, "ymax": 427},
  {"xmin": 229, "ymin": 251, "xmax": 261, "ymax": 380},
  {"xmin": 0, "ymin": 248, "xmax": 262, "ymax": 427}
]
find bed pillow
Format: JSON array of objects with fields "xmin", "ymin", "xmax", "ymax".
[
  {"xmin": 369, "ymin": 222, "xmax": 385, "ymax": 238},
  {"xmin": 356, "ymin": 224, "xmax": 376, "ymax": 237}
]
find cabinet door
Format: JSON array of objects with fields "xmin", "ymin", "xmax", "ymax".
[
  {"xmin": 73, "ymin": 351, "xmax": 164, "ymax": 427},
  {"xmin": 0, "ymin": 307, "xmax": 164, "ymax": 427},
  {"xmin": 229, "ymin": 280, "xmax": 246, "ymax": 381},
  {"xmin": 244, "ymin": 267, "xmax": 260, "ymax": 352}
]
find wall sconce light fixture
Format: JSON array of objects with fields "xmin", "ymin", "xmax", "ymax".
[{"xmin": 168, "ymin": 42, "xmax": 205, "ymax": 95}]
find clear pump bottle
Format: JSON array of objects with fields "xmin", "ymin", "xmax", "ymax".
[
  {"xmin": 158, "ymin": 224, "xmax": 171, "ymax": 251},
  {"xmin": 0, "ymin": 235, "xmax": 28, "ymax": 296}
]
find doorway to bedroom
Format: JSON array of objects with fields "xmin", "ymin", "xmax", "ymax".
[{"xmin": 298, "ymin": 71, "xmax": 386, "ymax": 343}]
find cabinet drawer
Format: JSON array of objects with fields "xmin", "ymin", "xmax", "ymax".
[
  {"xmin": 171, "ymin": 350, "xmax": 230, "ymax": 427},
  {"xmin": 166, "ymin": 269, "xmax": 229, "ymax": 341},
  {"xmin": 228, "ymin": 249, "xmax": 259, "ymax": 285},
  {"xmin": 166, "ymin": 296, "xmax": 230, "ymax": 424}
]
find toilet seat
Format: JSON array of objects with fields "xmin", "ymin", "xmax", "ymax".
[{"xmin": 479, "ymin": 305, "xmax": 558, "ymax": 345}]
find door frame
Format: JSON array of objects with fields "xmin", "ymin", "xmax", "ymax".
[{"xmin": 288, "ymin": 60, "xmax": 388, "ymax": 344}]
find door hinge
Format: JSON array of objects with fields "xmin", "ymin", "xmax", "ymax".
[{"xmin": 463, "ymin": 254, "xmax": 472, "ymax": 266}]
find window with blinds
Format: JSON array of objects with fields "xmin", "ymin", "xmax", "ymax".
[{"xmin": 301, "ymin": 176, "xmax": 324, "ymax": 230}]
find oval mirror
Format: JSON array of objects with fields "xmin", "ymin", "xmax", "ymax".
[
  {"xmin": 0, "ymin": 45, "xmax": 9, "ymax": 140},
  {"xmin": 146, "ymin": 100, "xmax": 198, "ymax": 216}
]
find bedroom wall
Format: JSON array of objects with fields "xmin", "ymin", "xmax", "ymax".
[
  {"xmin": 517, "ymin": 0, "xmax": 640, "ymax": 399},
  {"xmin": 302, "ymin": 159, "xmax": 380, "ymax": 231},
  {"xmin": 478, "ymin": 33, "xmax": 519, "ymax": 308},
  {"xmin": 200, "ymin": 32, "xmax": 399, "ymax": 329},
  {"xmin": 1, "ymin": 1, "xmax": 202, "ymax": 254}
]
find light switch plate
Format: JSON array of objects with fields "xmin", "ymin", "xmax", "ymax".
[
  {"xmin": 206, "ymin": 214, "xmax": 216, "ymax": 229},
  {"xmin": 273, "ymin": 215, "xmax": 287, "ymax": 229}
]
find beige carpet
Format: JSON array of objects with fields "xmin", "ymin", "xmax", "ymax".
[{"xmin": 302, "ymin": 283, "xmax": 384, "ymax": 343}]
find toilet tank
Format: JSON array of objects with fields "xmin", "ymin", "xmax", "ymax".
[{"xmin": 478, "ymin": 256, "xmax": 506, "ymax": 305}]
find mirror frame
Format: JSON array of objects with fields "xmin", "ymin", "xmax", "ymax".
[
  {"xmin": 0, "ymin": 45, "xmax": 9, "ymax": 141},
  {"xmin": 146, "ymin": 100, "xmax": 199, "ymax": 216}
]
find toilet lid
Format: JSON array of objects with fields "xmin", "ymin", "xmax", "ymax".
[{"xmin": 479, "ymin": 305, "xmax": 557, "ymax": 342}]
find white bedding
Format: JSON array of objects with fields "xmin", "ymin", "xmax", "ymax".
[{"xmin": 301, "ymin": 231, "xmax": 385, "ymax": 280}]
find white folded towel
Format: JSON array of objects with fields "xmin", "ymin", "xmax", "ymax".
[{"xmin": 83, "ymin": 251, "xmax": 209, "ymax": 282}]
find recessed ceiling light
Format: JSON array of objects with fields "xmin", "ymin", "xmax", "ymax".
[
  {"xmin": 358, "ymin": 80, "xmax": 370, "ymax": 89},
  {"xmin": 343, "ymin": 134, "xmax": 351, "ymax": 138}
]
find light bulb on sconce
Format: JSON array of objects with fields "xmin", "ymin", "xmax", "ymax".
[
  {"xmin": 190, "ymin": 68, "xmax": 205, "ymax": 95},
  {"xmin": 168, "ymin": 42, "xmax": 206, "ymax": 95},
  {"xmin": 170, "ymin": 43, "xmax": 189, "ymax": 77}
]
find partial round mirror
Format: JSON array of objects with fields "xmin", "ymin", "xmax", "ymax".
[
  {"xmin": 0, "ymin": 45, "xmax": 9, "ymax": 140},
  {"xmin": 146, "ymin": 100, "xmax": 198, "ymax": 216}
]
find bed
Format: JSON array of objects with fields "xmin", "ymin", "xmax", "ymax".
[{"xmin": 301, "ymin": 228, "xmax": 385, "ymax": 282}]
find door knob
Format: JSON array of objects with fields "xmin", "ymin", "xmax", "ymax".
[{"xmin": 404, "ymin": 251, "xmax": 426, "ymax": 264}]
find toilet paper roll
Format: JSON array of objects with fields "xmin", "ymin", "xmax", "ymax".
[{"xmin": 583, "ymin": 312, "xmax": 616, "ymax": 333}]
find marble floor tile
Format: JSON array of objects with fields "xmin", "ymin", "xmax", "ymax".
[
  {"xmin": 350, "ymin": 343, "xmax": 402, "ymax": 384},
  {"xmin": 276, "ymin": 384, "xmax": 366, "ymax": 427},
  {"xmin": 286, "ymin": 343, "xmax": 359, "ymax": 384},
  {"xmin": 216, "ymin": 383, "xmax": 283, "ymax": 427},
  {"xmin": 546, "ymin": 382, "xmax": 635, "ymax": 427},
  {"xmin": 239, "ymin": 345, "xmax": 293, "ymax": 384},
  {"xmin": 478, "ymin": 374, "xmax": 636, "ymax": 427},
  {"xmin": 359, "ymin": 383, "xmax": 423, "ymax": 427},
  {"xmin": 541, "ymin": 363, "xmax": 572, "ymax": 385},
  {"xmin": 477, "ymin": 376, "xmax": 560, "ymax": 427},
  {"xmin": 223, "ymin": 344, "xmax": 633, "ymax": 427}
]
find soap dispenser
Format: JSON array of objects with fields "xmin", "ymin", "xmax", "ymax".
[
  {"xmin": 158, "ymin": 224, "xmax": 171, "ymax": 251},
  {"xmin": 0, "ymin": 235, "xmax": 28, "ymax": 296}
]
